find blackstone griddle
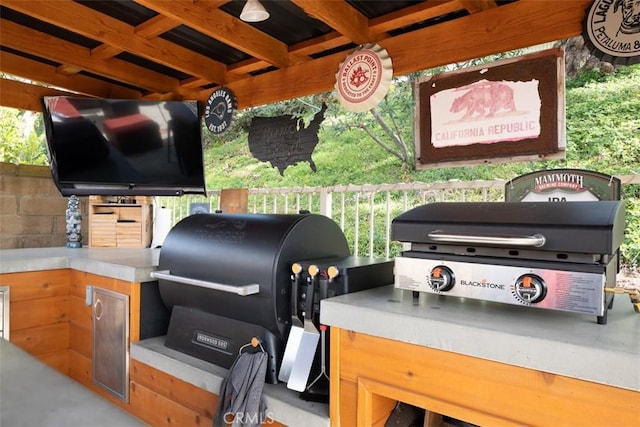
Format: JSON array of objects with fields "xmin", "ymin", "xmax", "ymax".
[{"xmin": 392, "ymin": 201, "xmax": 625, "ymax": 324}]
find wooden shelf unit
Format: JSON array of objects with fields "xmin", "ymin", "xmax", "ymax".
[{"xmin": 88, "ymin": 196, "xmax": 153, "ymax": 248}]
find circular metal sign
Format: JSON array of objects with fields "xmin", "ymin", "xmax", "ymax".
[
  {"xmin": 335, "ymin": 43, "xmax": 393, "ymax": 112},
  {"xmin": 584, "ymin": 0, "xmax": 640, "ymax": 65},
  {"xmin": 204, "ymin": 87, "xmax": 236, "ymax": 135}
]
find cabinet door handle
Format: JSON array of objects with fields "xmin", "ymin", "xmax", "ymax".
[{"xmin": 94, "ymin": 299, "xmax": 103, "ymax": 321}]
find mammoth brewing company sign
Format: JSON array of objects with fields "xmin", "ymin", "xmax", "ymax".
[
  {"xmin": 505, "ymin": 169, "xmax": 621, "ymax": 202},
  {"xmin": 584, "ymin": 0, "xmax": 640, "ymax": 64}
]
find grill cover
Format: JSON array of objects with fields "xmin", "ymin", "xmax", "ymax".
[
  {"xmin": 392, "ymin": 201, "xmax": 625, "ymax": 255},
  {"xmin": 157, "ymin": 212, "xmax": 350, "ymax": 382}
]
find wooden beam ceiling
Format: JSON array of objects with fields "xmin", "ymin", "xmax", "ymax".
[
  {"xmin": 211, "ymin": 0, "xmax": 590, "ymax": 109},
  {"xmin": 0, "ymin": 0, "xmax": 592, "ymax": 112}
]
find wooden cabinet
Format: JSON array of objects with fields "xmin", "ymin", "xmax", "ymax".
[
  {"xmin": 330, "ymin": 328, "xmax": 640, "ymax": 427},
  {"xmin": 1, "ymin": 270, "xmax": 71, "ymax": 374},
  {"xmin": 88, "ymin": 196, "xmax": 152, "ymax": 248},
  {"xmin": 129, "ymin": 359, "xmax": 285, "ymax": 427}
]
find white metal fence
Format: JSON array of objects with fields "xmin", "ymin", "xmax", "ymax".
[{"xmin": 157, "ymin": 174, "xmax": 640, "ymax": 259}]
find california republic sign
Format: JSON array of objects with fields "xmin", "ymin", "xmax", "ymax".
[
  {"xmin": 335, "ymin": 44, "xmax": 393, "ymax": 112},
  {"xmin": 584, "ymin": 0, "xmax": 640, "ymax": 64}
]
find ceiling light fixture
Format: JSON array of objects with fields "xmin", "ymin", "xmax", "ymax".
[{"xmin": 240, "ymin": 0, "xmax": 270, "ymax": 23}]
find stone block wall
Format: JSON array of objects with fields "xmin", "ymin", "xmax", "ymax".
[{"xmin": 0, "ymin": 162, "xmax": 87, "ymax": 249}]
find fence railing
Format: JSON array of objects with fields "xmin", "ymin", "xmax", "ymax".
[{"xmin": 157, "ymin": 174, "xmax": 640, "ymax": 259}]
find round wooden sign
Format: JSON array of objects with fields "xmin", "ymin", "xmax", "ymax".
[
  {"xmin": 583, "ymin": 0, "xmax": 640, "ymax": 65},
  {"xmin": 204, "ymin": 87, "xmax": 237, "ymax": 135},
  {"xmin": 335, "ymin": 44, "xmax": 393, "ymax": 113}
]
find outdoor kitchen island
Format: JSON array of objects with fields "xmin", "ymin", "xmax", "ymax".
[
  {"xmin": 320, "ymin": 285, "xmax": 640, "ymax": 426},
  {"xmin": 2, "ymin": 247, "xmax": 639, "ymax": 426},
  {"xmin": 0, "ymin": 247, "xmax": 328, "ymax": 427}
]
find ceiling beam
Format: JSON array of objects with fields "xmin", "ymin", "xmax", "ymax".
[
  {"xmin": 210, "ymin": 0, "xmax": 590, "ymax": 110},
  {"xmin": 369, "ymin": 1, "xmax": 465, "ymax": 33},
  {"xmin": 0, "ymin": 51, "xmax": 142, "ymax": 100},
  {"xmin": 134, "ymin": 0, "xmax": 291, "ymax": 69},
  {"xmin": 91, "ymin": 14, "xmax": 182, "ymax": 61},
  {"xmin": 291, "ymin": 0, "xmax": 376, "ymax": 45},
  {"xmin": 0, "ymin": 19, "xmax": 180, "ymax": 94},
  {"xmin": 458, "ymin": 1, "xmax": 499, "ymax": 14},
  {"xmin": 0, "ymin": 78, "xmax": 76, "ymax": 112},
  {"xmin": 1, "ymin": 0, "xmax": 234, "ymax": 86}
]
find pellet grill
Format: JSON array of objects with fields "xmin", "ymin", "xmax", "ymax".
[{"xmin": 152, "ymin": 212, "xmax": 393, "ymax": 386}]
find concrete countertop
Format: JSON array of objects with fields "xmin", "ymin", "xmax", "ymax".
[
  {"xmin": 0, "ymin": 247, "xmax": 329, "ymax": 425},
  {"xmin": 132, "ymin": 337, "xmax": 330, "ymax": 427},
  {"xmin": 0, "ymin": 338, "xmax": 143, "ymax": 426},
  {"xmin": 321, "ymin": 285, "xmax": 640, "ymax": 392},
  {"xmin": 0, "ymin": 247, "xmax": 160, "ymax": 283}
]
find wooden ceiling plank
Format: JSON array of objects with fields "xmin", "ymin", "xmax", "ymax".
[
  {"xmin": 212, "ymin": 0, "xmax": 590, "ymax": 110},
  {"xmin": 369, "ymin": 1, "xmax": 465, "ymax": 33},
  {"xmin": 387, "ymin": 0, "xmax": 589, "ymax": 76},
  {"xmin": 291, "ymin": 0, "xmax": 375, "ymax": 45},
  {"xmin": 228, "ymin": 59, "xmax": 271, "ymax": 75},
  {"xmin": 91, "ymin": 45, "xmax": 124, "ymax": 60},
  {"xmin": 0, "ymin": 78, "xmax": 80, "ymax": 112},
  {"xmin": 180, "ymin": 77, "xmax": 210, "ymax": 90},
  {"xmin": 0, "ymin": 18, "xmax": 180, "ymax": 94},
  {"xmin": 134, "ymin": 0, "xmax": 290, "ymax": 69},
  {"xmin": 1, "ymin": 0, "xmax": 231, "ymax": 85},
  {"xmin": 289, "ymin": 32, "xmax": 351, "ymax": 57},
  {"xmin": 135, "ymin": 14, "xmax": 181, "ymax": 38},
  {"xmin": 458, "ymin": 0, "xmax": 499, "ymax": 14},
  {"xmin": 56, "ymin": 65, "xmax": 83, "ymax": 76},
  {"xmin": 91, "ymin": 16, "xmax": 181, "ymax": 64},
  {"xmin": 1, "ymin": 51, "xmax": 142, "ymax": 99}
]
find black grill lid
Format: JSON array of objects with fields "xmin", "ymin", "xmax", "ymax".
[{"xmin": 392, "ymin": 201, "xmax": 625, "ymax": 255}]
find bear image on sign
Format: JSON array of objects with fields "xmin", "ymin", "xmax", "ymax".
[
  {"xmin": 248, "ymin": 104, "xmax": 327, "ymax": 175},
  {"xmin": 449, "ymin": 82, "xmax": 516, "ymax": 120}
]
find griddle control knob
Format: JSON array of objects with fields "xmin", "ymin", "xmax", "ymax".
[
  {"xmin": 429, "ymin": 266, "xmax": 455, "ymax": 292},
  {"xmin": 514, "ymin": 274, "xmax": 547, "ymax": 304}
]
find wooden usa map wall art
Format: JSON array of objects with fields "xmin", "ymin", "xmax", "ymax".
[
  {"xmin": 248, "ymin": 104, "xmax": 328, "ymax": 175},
  {"xmin": 415, "ymin": 48, "xmax": 566, "ymax": 169}
]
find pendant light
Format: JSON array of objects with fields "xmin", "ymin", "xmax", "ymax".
[{"xmin": 240, "ymin": 0, "xmax": 270, "ymax": 23}]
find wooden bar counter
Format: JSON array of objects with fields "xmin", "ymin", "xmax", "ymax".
[{"xmin": 321, "ymin": 285, "xmax": 640, "ymax": 426}]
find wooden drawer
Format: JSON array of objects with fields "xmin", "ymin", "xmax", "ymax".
[
  {"xmin": 88, "ymin": 197, "xmax": 152, "ymax": 248},
  {"xmin": 91, "ymin": 213, "xmax": 118, "ymax": 223}
]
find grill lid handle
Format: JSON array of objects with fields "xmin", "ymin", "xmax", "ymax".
[
  {"xmin": 427, "ymin": 231, "xmax": 546, "ymax": 248},
  {"xmin": 151, "ymin": 270, "xmax": 260, "ymax": 296}
]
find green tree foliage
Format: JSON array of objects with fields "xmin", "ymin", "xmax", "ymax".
[
  {"xmin": 1, "ymin": 62, "xmax": 638, "ymax": 264},
  {"xmin": 0, "ymin": 108, "xmax": 47, "ymax": 165}
]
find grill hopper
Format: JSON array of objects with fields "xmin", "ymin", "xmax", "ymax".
[{"xmin": 156, "ymin": 213, "xmax": 349, "ymax": 383}]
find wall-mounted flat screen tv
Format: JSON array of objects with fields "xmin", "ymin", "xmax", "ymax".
[{"xmin": 41, "ymin": 96, "xmax": 207, "ymax": 196}]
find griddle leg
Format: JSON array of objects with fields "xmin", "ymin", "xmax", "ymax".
[{"xmin": 597, "ymin": 293, "xmax": 615, "ymax": 325}]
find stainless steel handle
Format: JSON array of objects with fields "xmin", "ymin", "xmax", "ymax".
[
  {"xmin": 427, "ymin": 231, "xmax": 546, "ymax": 248},
  {"xmin": 150, "ymin": 270, "xmax": 260, "ymax": 296},
  {"xmin": 94, "ymin": 299, "xmax": 103, "ymax": 321}
]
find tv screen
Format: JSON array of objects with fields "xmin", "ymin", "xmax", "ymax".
[{"xmin": 41, "ymin": 96, "xmax": 207, "ymax": 196}]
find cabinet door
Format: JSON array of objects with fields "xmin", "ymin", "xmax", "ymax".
[{"xmin": 92, "ymin": 287, "xmax": 129, "ymax": 402}]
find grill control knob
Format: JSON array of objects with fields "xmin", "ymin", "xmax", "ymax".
[
  {"xmin": 514, "ymin": 274, "xmax": 547, "ymax": 304},
  {"xmin": 429, "ymin": 266, "xmax": 455, "ymax": 292}
]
